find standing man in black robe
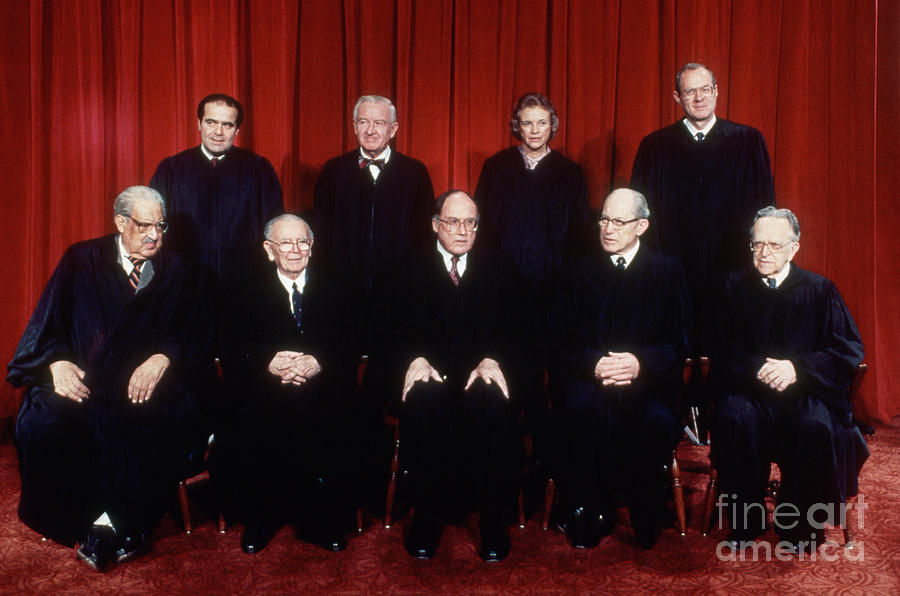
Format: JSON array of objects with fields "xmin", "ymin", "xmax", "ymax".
[
  {"xmin": 549, "ymin": 188, "xmax": 692, "ymax": 550},
  {"xmin": 217, "ymin": 214, "xmax": 361, "ymax": 555},
  {"xmin": 370, "ymin": 190, "xmax": 528, "ymax": 562},
  {"xmin": 7, "ymin": 186, "xmax": 215, "ymax": 571},
  {"xmin": 313, "ymin": 94, "xmax": 434, "ymax": 297},
  {"xmin": 630, "ymin": 63, "xmax": 775, "ymax": 340},
  {"xmin": 150, "ymin": 93, "xmax": 284, "ymax": 285},
  {"xmin": 709, "ymin": 206, "xmax": 866, "ymax": 552}
]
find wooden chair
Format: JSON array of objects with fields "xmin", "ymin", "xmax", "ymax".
[
  {"xmin": 540, "ymin": 357, "xmax": 701, "ymax": 536},
  {"xmin": 701, "ymin": 362, "xmax": 869, "ymax": 544}
]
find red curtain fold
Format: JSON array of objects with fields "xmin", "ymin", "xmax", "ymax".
[{"xmin": 1, "ymin": 0, "xmax": 896, "ymax": 421}]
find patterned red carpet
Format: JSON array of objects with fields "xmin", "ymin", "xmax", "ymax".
[{"xmin": 1, "ymin": 425, "xmax": 899, "ymax": 595}]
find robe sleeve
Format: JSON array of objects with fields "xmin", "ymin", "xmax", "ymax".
[{"xmin": 7, "ymin": 248, "xmax": 79, "ymax": 388}]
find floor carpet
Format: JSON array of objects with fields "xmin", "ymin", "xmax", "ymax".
[{"xmin": 0, "ymin": 424, "xmax": 898, "ymax": 594}]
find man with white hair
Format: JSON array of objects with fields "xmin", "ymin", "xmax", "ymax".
[
  {"xmin": 8, "ymin": 186, "xmax": 215, "ymax": 571},
  {"xmin": 710, "ymin": 206, "xmax": 866, "ymax": 552}
]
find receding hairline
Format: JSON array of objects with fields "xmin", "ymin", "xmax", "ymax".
[{"xmin": 264, "ymin": 213, "xmax": 314, "ymax": 241}]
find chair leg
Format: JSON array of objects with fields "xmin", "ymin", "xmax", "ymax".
[
  {"xmin": 541, "ymin": 478, "xmax": 556, "ymax": 531},
  {"xmin": 177, "ymin": 481, "xmax": 192, "ymax": 534},
  {"xmin": 384, "ymin": 424, "xmax": 401, "ymax": 529},
  {"xmin": 518, "ymin": 490, "xmax": 526, "ymax": 528},
  {"xmin": 356, "ymin": 507, "xmax": 365, "ymax": 535},
  {"xmin": 671, "ymin": 453, "xmax": 686, "ymax": 536},
  {"xmin": 701, "ymin": 467, "xmax": 718, "ymax": 536},
  {"xmin": 217, "ymin": 513, "xmax": 226, "ymax": 534}
]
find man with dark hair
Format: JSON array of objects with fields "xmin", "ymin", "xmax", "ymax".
[
  {"xmin": 550, "ymin": 188, "xmax": 692, "ymax": 550},
  {"xmin": 631, "ymin": 63, "xmax": 775, "ymax": 339},
  {"xmin": 709, "ymin": 206, "xmax": 866, "ymax": 552},
  {"xmin": 7, "ymin": 186, "xmax": 215, "ymax": 571},
  {"xmin": 150, "ymin": 93, "xmax": 283, "ymax": 284},
  {"xmin": 217, "ymin": 214, "xmax": 361, "ymax": 555},
  {"xmin": 369, "ymin": 190, "xmax": 529, "ymax": 562},
  {"xmin": 313, "ymin": 94, "xmax": 434, "ymax": 296}
]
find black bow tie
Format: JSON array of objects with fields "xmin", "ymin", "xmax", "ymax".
[{"xmin": 359, "ymin": 157, "xmax": 386, "ymax": 170}]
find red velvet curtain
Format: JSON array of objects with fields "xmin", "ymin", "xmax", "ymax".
[{"xmin": 1, "ymin": 0, "xmax": 897, "ymax": 422}]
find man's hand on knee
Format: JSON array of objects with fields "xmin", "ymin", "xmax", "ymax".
[
  {"xmin": 128, "ymin": 354, "xmax": 170, "ymax": 404},
  {"xmin": 465, "ymin": 358, "xmax": 510, "ymax": 399},
  {"xmin": 402, "ymin": 357, "xmax": 443, "ymax": 402},
  {"xmin": 49, "ymin": 360, "xmax": 90, "ymax": 402}
]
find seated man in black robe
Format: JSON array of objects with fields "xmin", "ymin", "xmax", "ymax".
[
  {"xmin": 150, "ymin": 93, "xmax": 284, "ymax": 285},
  {"xmin": 549, "ymin": 188, "xmax": 692, "ymax": 549},
  {"xmin": 7, "ymin": 186, "xmax": 215, "ymax": 571},
  {"xmin": 217, "ymin": 214, "xmax": 361, "ymax": 555},
  {"xmin": 369, "ymin": 190, "xmax": 528, "ymax": 562},
  {"xmin": 710, "ymin": 206, "xmax": 866, "ymax": 552}
]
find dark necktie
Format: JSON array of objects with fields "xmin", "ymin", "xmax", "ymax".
[
  {"xmin": 449, "ymin": 255, "xmax": 460, "ymax": 286},
  {"xmin": 359, "ymin": 157, "xmax": 386, "ymax": 170},
  {"xmin": 615, "ymin": 256, "xmax": 626, "ymax": 271},
  {"xmin": 128, "ymin": 257, "xmax": 144, "ymax": 291},
  {"xmin": 766, "ymin": 277, "xmax": 777, "ymax": 289},
  {"xmin": 291, "ymin": 282, "xmax": 303, "ymax": 329},
  {"xmin": 211, "ymin": 157, "xmax": 219, "ymax": 168},
  {"xmin": 695, "ymin": 132, "xmax": 704, "ymax": 142}
]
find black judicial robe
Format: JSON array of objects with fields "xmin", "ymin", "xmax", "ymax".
[
  {"xmin": 549, "ymin": 245, "xmax": 692, "ymax": 520},
  {"xmin": 475, "ymin": 147, "xmax": 591, "ymax": 290},
  {"xmin": 313, "ymin": 149, "xmax": 434, "ymax": 294},
  {"xmin": 709, "ymin": 265, "xmax": 866, "ymax": 496},
  {"xmin": 217, "ymin": 263, "xmax": 361, "ymax": 529},
  {"xmin": 150, "ymin": 145, "xmax": 284, "ymax": 283},
  {"xmin": 630, "ymin": 119, "xmax": 775, "ymax": 312},
  {"xmin": 7, "ymin": 235, "xmax": 215, "ymax": 545},
  {"xmin": 369, "ymin": 245, "xmax": 530, "ymax": 516},
  {"xmin": 551, "ymin": 245, "xmax": 692, "ymax": 400}
]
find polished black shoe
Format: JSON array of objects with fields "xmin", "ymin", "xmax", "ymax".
[
  {"xmin": 114, "ymin": 531, "xmax": 150, "ymax": 564},
  {"xmin": 566, "ymin": 508, "xmax": 612, "ymax": 550},
  {"xmin": 405, "ymin": 514, "xmax": 440, "ymax": 559},
  {"xmin": 318, "ymin": 535, "xmax": 347, "ymax": 552},
  {"xmin": 77, "ymin": 525, "xmax": 117, "ymax": 572},
  {"xmin": 479, "ymin": 529, "xmax": 511, "ymax": 562},
  {"xmin": 241, "ymin": 524, "xmax": 274, "ymax": 554}
]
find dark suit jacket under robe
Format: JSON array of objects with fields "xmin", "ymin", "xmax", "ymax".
[
  {"xmin": 630, "ymin": 119, "xmax": 774, "ymax": 336},
  {"xmin": 150, "ymin": 145, "xmax": 284, "ymax": 284},
  {"xmin": 474, "ymin": 146, "xmax": 591, "ymax": 291},
  {"xmin": 7, "ymin": 235, "xmax": 215, "ymax": 546},
  {"xmin": 217, "ymin": 262, "xmax": 362, "ymax": 530},
  {"xmin": 368, "ymin": 245, "xmax": 531, "ymax": 517},
  {"xmin": 549, "ymin": 244, "xmax": 692, "ymax": 518},
  {"xmin": 313, "ymin": 149, "xmax": 434, "ymax": 295},
  {"xmin": 709, "ymin": 265, "xmax": 866, "ymax": 505}
]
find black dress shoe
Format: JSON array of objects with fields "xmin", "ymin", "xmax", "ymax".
[
  {"xmin": 318, "ymin": 535, "xmax": 347, "ymax": 552},
  {"xmin": 114, "ymin": 531, "xmax": 150, "ymax": 564},
  {"xmin": 566, "ymin": 507, "xmax": 611, "ymax": 550},
  {"xmin": 241, "ymin": 524, "xmax": 274, "ymax": 554},
  {"xmin": 479, "ymin": 530, "xmax": 511, "ymax": 562},
  {"xmin": 405, "ymin": 513, "xmax": 440, "ymax": 559},
  {"xmin": 77, "ymin": 525, "xmax": 117, "ymax": 572}
]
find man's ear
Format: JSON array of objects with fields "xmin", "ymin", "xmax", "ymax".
[{"xmin": 635, "ymin": 218, "xmax": 650, "ymax": 237}]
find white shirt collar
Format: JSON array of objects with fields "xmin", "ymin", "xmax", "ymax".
[
  {"xmin": 683, "ymin": 114, "xmax": 717, "ymax": 139},
  {"xmin": 359, "ymin": 145, "xmax": 392, "ymax": 163},
  {"xmin": 200, "ymin": 144, "xmax": 226, "ymax": 161},
  {"xmin": 608, "ymin": 239, "xmax": 641, "ymax": 269},
  {"xmin": 763, "ymin": 262, "xmax": 791, "ymax": 289},
  {"xmin": 518, "ymin": 145, "xmax": 551, "ymax": 170},
  {"xmin": 117, "ymin": 235, "xmax": 136, "ymax": 275},
  {"xmin": 436, "ymin": 240, "xmax": 467, "ymax": 278}
]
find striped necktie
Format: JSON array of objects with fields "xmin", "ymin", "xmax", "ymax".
[
  {"xmin": 128, "ymin": 257, "xmax": 144, "ymax": 291},
  {"xmin": 449, "ymin": 256, "xmax": 460, "ymax": 286}
]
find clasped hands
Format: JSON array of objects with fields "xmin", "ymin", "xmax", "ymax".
[
  {"xmin": 402, "ymin": 356, "xmax": 509, "ymax": 401},
  {"xmin": 756, "ymin": 357, "xmax": 796, "ymax": 392},
  {"xmin": 267, "ymin": 350, "xmax": 322, "ymax": 385},
  {"xmin": 50, "ymin": 353, "xmax": 170, "ymax": 404},
  {"xmin": 594, "ymin": 351, "xmax": 640, "ymax": 386}
]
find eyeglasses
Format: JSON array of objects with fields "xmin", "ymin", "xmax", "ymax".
[
  {"xmin": 749, "ymin": 241, "xmax": 791, "ymax": 254},
  {"xmin": 598, "ymin": 216, "xmax": 641, "ymax": 229},
  {"xmin": 269, "ymin": 238, "xmax": 313, "ymax": 253},
  {"xmin": 435, "ymin": 217, "xmax": 479, "ymax": 232},
  {"xmin": 128, "ymin": 216, "xmax": 168, "ymax": 234},
  {"xmin": 680, "ymin": 85, "xmax": 715, "ymax": 99}
]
